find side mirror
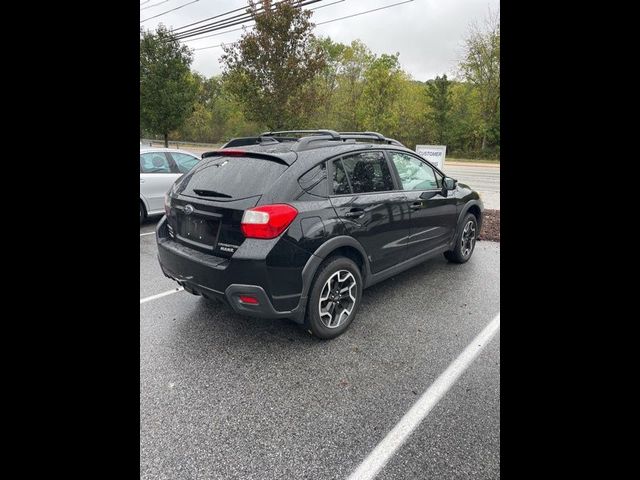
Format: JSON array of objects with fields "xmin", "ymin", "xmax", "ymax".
[{"xmin": 443, "ymin": 177, "xmax": 457, "ymax": 190}]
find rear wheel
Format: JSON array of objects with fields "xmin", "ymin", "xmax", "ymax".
[
  {"xmin": 305, "ymin": 256, "xmax": 363, "ymax": 339},
  {"xmin": 444, "ymin": 213, "xmax": 478, "ymax": 263},
  {"xmin": 139, "ymin": 201, "xmax": 146, "ymax": 225}
]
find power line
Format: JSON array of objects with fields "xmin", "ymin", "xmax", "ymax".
[
  {"xmin": 182, "ymin": 0, "xmax": 344, "ymax": 43},
  {"xmin": 192, "ymin": 0, "xmax": 414, "ymax": 50},
  {"xmin": 178, "ymin": 0, "xmax": 326, "ymax": 41},
  {"xmin": 193, "ymin": 43, "xmax": 225, "ymax": 51},
  {"xmin": 172, "ymin": 1, "xmax": 279, "ymax": 39},
  {"xmin": 173, "ymin": 0, "xmax": 321, "ymax": 40},
  {"xmin": 141, "ymin": 0, "xmax": 171, "ymax": 11},
  {"xmin": 308, "ymin": 0, "xmax": 344, "ymax": 11},
  {"xmin": 316, "ymin": 0, "xmax": 413, "ymax": 26},
  {"xmin": 141, "ymin": 0, "xmax": 200, "ymax": 23},
  {"xmin": 183, "ymin": 26, "xmax": 245, "ymax": 44},
  {"xmin": 171, "ymin": 1, "xmax": 265, "ymax": 32}
]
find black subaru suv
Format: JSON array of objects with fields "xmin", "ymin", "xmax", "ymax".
[{"xmin": 156, "ymin": 130, "xmax": 482, "ymax": 339}]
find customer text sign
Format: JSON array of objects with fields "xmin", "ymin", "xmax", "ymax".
[{"xmin": 416, "ymin": 145, "xmax": 446, "ymax": 170}]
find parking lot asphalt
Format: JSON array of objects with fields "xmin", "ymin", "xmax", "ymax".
[{"xmin": 140, "ymin": 220, "xmax": 500, "ymax": 479}]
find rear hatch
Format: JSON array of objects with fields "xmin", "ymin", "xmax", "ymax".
[{"xmin": 167, "ymin": 154, "xmax": 289, "ymax": 258}]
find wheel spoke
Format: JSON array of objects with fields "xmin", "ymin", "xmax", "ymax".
[
  {"xmin": 336, "ymin": 307, "xmax": 350, "ymax": 326},
  {"xmin": 330, "ymin": 301, "xmax": 338, "ymax": 323}
]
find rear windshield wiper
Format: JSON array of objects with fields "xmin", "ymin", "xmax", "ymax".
[{"xmin": 193, "ymin": 189, "xmax": 232, "ymax": 198}]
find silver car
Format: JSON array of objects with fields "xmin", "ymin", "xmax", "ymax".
[{"xmin": 140, "ymin": 147, "xmax": 200, "ymax": 223}]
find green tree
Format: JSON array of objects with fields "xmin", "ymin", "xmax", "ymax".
[
  {"xmin": 425, "ymin": 74, "xmax": 452, "ymax": 145},
  {"xmin": 220, "ymin": 0, "xmax": 326, "ymax": 129},
  {"xmin": 448, "ymin": 82, "xmax": 482, "ymax": 154},
  {"xmin": 396, "ymin": 79, "xmax": 429, "ymax": 149},
  {"xmin": 140, "ymin": 25, "xmax": 198, "ymax": 147},
  {"xmin": 309, "ymin": 38, "xmax": 375, "ymax": 130},
  {"xmin": 333, "ymin": 40, "xmax": 374, "ymax": 131},
  {"xmin": 359, "ymin": 53, "xmax": 403, "ymax": 134},
  {"xmin": 309, "ymin": 37, "xmax": 346, "ymax": 127},
  {"xmin": 458, "ymin": 9, "xmax": 500, "ymax": 151}
]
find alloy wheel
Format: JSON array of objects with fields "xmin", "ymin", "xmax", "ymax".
[
  {"xmin": 318, "ymin": 270, "xmax": 357, "ymax": 328},
  {"xmin": 461, "ymin": 220, "xmax": 477, "ymax": 257}
]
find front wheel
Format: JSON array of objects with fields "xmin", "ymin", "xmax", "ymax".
[
  {"xmin": 444, "ymin": 213, "xmax": 478, "ymax": 263},
  {"xmin": 305, "ymin": 256, "xmax": 363, "ymax": 339}
]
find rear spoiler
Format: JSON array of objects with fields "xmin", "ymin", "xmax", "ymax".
[{"xmin": 201, "ymin": 149, "xmax": 294, "ymax": 166}]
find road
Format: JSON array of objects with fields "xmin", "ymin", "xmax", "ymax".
[
  {"xmin": 140, "ymin": 221, "xmax": 500, "ymax": 479},
  {"xmin": 444, "ymin": 163, "xmax": 500, "ymax": 210}
]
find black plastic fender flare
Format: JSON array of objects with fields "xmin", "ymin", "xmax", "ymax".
[
  {"xmin": 455, "ymin": 200, "xmax": 483, "ymax": 236},
  {"xmin": 299, "ymin": 236, "xmax": 371, "ymax": 301}
]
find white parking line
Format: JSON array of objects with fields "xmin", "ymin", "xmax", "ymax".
[
  {"xmin": 140, "ymin": 232, "xmax": 155, "ymax": 237},
  {"xmin": 140, "ymin": 287, "xmax": 184, "ymax": 304},
  {"xmin": 347, "ymin": 313, "xmax": 501, "ymax": 480}
]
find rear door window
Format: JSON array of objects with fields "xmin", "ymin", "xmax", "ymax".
[
  {"xmin": 179, "ymin": 156, "xmax": 288, "ymax": 200},
  {"xmin": 140, "ymin": 152, "xmax": 172, "ymax": 173},
  {"xmin": 332, "ymin": 159, "xmax": 352, "ymax": 195},
  {"xmin": 333, "ymin": 151, "xmax": 394, "ymax": 194}
]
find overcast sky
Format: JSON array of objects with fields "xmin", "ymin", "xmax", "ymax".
[{"xmin": 140, "ymin": 0, "xmax": 499, "ymax": 81}]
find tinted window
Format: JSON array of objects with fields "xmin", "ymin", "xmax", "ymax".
[
  {"xmin": 179, "ymin": 156, "xmax": 287, "ymax": 200},
  {"xmin": 140, "ymin": 152, "xmax": 171, "ymax": 173},
  {"xmin": 332, "ymin": 159, "xmax": 351, "ymax": 195},
  {"xmin": 340, "ymin": 151, "xmax": 394, "ymax": 194},
  {"xmin": 170, "ymin": 152, "xmax": 199, "ymax": 173},
  {"xmin": 299, "ymin": 163, "xmax": 328, "ymax": 197},
  {"xmin": 391, "ymin": 152, "xmax": 439, "ymax": 190}
]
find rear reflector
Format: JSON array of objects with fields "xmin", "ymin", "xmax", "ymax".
[
  {"xmin": 239, "ymin": 295, "xmax": 259, "ymax": 305},
  {"xmin": 241, "ymin": 204, "xmax": 298, "ymax": 239}
]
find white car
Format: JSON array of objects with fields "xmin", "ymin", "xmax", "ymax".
[{"xmin": 140, "ymin": 148, "xmax": 200, "ymax": 224}]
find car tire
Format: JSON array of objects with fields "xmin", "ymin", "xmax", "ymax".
[
  {"xmin": 305, "ymin": 256, "xmax": 363, "ymax": 339},
  {"xmin": 140, "ymin": 201, "xmax": 146, "ymax": 225},
  {"xmin": 444, "ymin": 212, "xmax": 478, "ymax": 263}
]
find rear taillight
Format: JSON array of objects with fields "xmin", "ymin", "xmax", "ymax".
[{"xmin": 241, "ymin": 204, "xmax": 298, "ymax": 239}]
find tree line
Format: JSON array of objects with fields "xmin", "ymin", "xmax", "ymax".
[{"xmin": 140, "ymin": 1, "xmax": 499, "ymax": 159}]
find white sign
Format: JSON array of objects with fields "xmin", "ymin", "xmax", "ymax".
[{"xmin": 416, "ymin": 145, "xmax": 447, "ymax": 170}]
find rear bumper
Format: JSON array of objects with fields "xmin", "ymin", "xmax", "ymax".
[
  {"xmin": 158, "ymin": 260, "xmax": 307, "ymax": 323},
  {"xmin": 155, "ymin": 216, "xmax": 308, "ymax": 323}
]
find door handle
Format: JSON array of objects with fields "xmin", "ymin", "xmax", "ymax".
[
  {"xmin": 342, "ymin": 208, "xmax": 365, "ymax": 218},
  {"xmin": 410, "ymin": 202, "xmax": 422, "ymax": 210},
  {"xmin": 140, "ymin": 178, "xmax": 145, "ymax": 183}
]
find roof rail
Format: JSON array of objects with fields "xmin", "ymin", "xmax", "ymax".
[
  {"xmin": 258, "ymin": 129, "xmax": 406, "ymax": 149},
  {"xmin": 261, "ymin": 129, "xmax": 341, "ymax": 140},
  {"xmin": 339, "ymin": 131, "xmax": 386, "ymax": 141},
  {"xmin": 385, "ymin": 138, "xmax": 405, "ymax": 147},
  {"xmin": 338, "ymin": 131, "xmax": 405, "ymax": 147}
]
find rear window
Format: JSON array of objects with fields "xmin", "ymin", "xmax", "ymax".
[{"xmin": 179, "ymin": 156, "xmax": 287, "ymax": 200}]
